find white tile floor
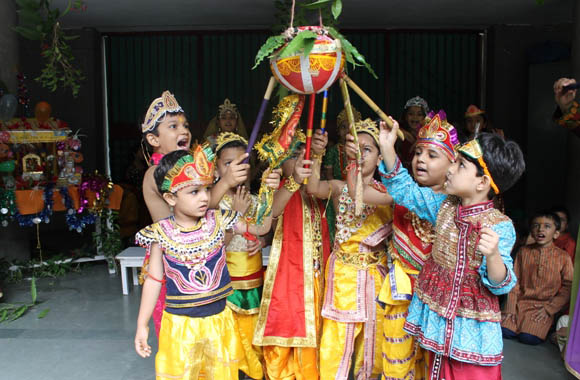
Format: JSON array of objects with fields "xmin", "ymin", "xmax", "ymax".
[{"xmin": 0, "ymin": 263, "xmax": 575, "ymax": 380}]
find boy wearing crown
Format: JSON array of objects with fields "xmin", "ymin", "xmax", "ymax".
[
  {"xmin": 134, "ymin": 146, "xmax": 274, "ymax": 379},
  {"xmin": 139, "ymin": 91, "xmax": 254, "ymax": 335},
  {"xmin": 305, "ymin": 119, "xmax": 394, "ymax": 380},
  {"xmin": 377, "ymin": 117, "xmax": 525, "ymax": 379}
]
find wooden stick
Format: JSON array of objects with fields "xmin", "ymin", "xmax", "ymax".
[
  {"xmin": 245, "ymin": 76, "xmax": 277, "ymax": 163},
  {"xmin": 303, "ymin": 93, "xmax": 316, "ymax": 185},
  {"xmin": 342, "ymin": 74, "xmax": 405, "ymax": 141}
]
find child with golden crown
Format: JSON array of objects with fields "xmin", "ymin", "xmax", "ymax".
[
  {"xmin": 368, "ymin": 111, "xmax": 460, "ymax": 380},
  {"xmin": 377, "ymin": 119, "xmax": 525, "ymax": 380},
  {"xmin": 134, "ymin": 146, "xmax": 274, "ymax": 379},
  {"xmin": 213, "ymin": 131, "xmax": 276, "ymax": 380},
  {"xmin": 303, "ymin": 119, "xmax": 394, "ymax": 380},
  {"xmin": 139, "ymin": 91, "xmax": 252, "ymax": 336}
]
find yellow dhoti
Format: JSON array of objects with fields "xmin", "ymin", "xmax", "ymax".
[
  {"xmin": 319, "ymin": 254, "xmax": 386, "ymax": 380},
  {"xmin": 379, "ymin": 260, "xmax": 427, "ymax": 380},
  {"xmin": 156, "ymin": 308, "xmax": 244, "ymax": 380}
]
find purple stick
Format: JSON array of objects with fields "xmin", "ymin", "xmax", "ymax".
[{"xmin": 245, "ymin": 77, "xmax": 277, "ymax": 163}]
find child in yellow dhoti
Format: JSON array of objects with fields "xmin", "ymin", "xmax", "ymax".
[
  {"xmin": 134, "ymin": 147, "xmax": 273, "ymax": 380},
  {"xmin": 305, "ymin": 120, "xmax": 394, "ymax": 380}
]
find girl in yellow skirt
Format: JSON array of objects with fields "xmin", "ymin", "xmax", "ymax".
[
  {"xmin": 214, "ymin": 131, "xmax": 269, "ymax": 379},
  {"xmin": 134, "ymin": 146, "xmax": 274, "ymax": 380},
  {"xmin": 305, "ymin": 119, "xmax": 394, "ymax": 380}
]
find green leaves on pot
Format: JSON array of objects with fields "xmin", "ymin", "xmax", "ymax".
[
  {"xmin": 327, "ymin": 27, "xmax": 377, "ymax": 79},
  {"xmin": 301, "ymin": 0, "xmax": 342, "ymax": 19},
  {"xmin": 253, "ymin": 35, "xmax": 287, "ymax": 69},
  {"xmin": 278, "ymin": 30, "xmax": 317, "ymax": 58}
]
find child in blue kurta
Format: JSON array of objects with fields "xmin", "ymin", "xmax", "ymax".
[{"xmin": 371, "ymin": 121, "xmax": 525, "ymax": 380}]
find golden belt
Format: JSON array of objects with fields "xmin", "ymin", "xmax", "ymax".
[{"xmin": 334, "ymin": 250, "xmax": 385, "ymax": 269}]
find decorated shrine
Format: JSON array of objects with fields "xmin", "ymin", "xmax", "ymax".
[{"xmin": 0, "ymin": 109, "xmax": 123, "ymax": 231}]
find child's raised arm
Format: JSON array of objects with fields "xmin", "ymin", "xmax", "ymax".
[
  {"xmin": 305, "ymin": 130, "xmax": 343, "ymax": 201},
  {"xmin": 135, "ymin": 242, "xmax": 164, "ymax": 358},
  {"xmin": 209, "ymin": 153, "xmax": 250, "ymax": 208},
  {"xmin": 477, "ymin": 223, "xmax": 517, "ymax": 296},
  {"xmin": 344, "ymin": 134, "xmax": 393, "ymax": 206}
]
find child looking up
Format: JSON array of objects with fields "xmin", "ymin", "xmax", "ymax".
[
  {"xmin": 134, "ymin": 147, "xmax": 272, "ymax": 379},
  {"xmin": 306, "ymin": 119, "xmax": 394, "ymax": 380},
  {"xmin": 502, "ymin": 211, "xmax": 573, "ymax": 345},
  {"xmin": 378, "ymin": 121, "xmax": 525, "ymax": 380}
]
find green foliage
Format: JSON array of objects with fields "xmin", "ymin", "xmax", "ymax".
[
  {"xmin": 272, "ymin": 0, "xmax": 337, "ymax": 34},
  {"xmin": 0, "ymin": 277, "xmax": 47, "ymax": 323},
  {"xmin": 278, "ymin": 30, "xmax": 317, "ymax": 58},
  {"xmin": 92, "ymin": 210, "xmax": 122, "ymax": 270},
  {"xmin": 253, "ymin": 35, "xmax": 287, "ymax": 69},
  {"xmin": 13, "ymin": 0, "xmax": 86, "ymax": 97},
  {"xmin": 327, "ymin": 27, "xmax": 377, "ymax": 79}
]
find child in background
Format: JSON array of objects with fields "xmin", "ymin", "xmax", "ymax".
[
  {"xmin": 378, "ymin": 121, "xmax": 525, "ymax": 380},
  {"xmin": 214, "ymin": 131, "xmax": 279, "ymax": 380},
  {"xmin": 396, "ymin": 96, "xmax": 430, "ymax": 169},
  {"xmin": 502, "ymin": 211, "xmax": 573, "ymax": 345},
  {"xmin": 552, "ymin": 205, "xmax": 576, "ymax": 262},
  {"xmin": 306, "ymin": 119, "xmax": 393, "ymax": 380},
  {"xmin": 134, "ymin": 148, "xmax": 273, "ymax": 379}
]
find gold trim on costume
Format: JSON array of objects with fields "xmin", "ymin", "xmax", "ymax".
[
  {"xmin": 165, "ymin": 289, "xmax": 233, "ymax": 308},
  {"xmin": 227, "ymin": 301, "xmax": 260, "ymax": 315},
  {"xmin": 334, "ymin": 250, "xmax": 385, "ymax": 269},
  {"xmin": 165, "ymin": 284, "xmax": 233, "ymax": 300},
  {"xmin": 231, "ymin": 278, "xmax": 263, "ymax": 290},
  {"xmin": 253, "ymin": 193, "xmax": 319, "ymax": 348}
]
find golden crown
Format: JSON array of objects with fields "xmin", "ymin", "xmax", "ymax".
[
  {"xmin": 215, "ymin": 132, "xmax": 248, "ymax": 153},
  {"xmin": 218, "ymin": 98, "xmax": 239, "ymax": 119},
  {"xmin": 337, "ymin": 107, "xmax": 362, "ymax": 128},
  {"xmin": 142, "ymin": 91, "xmax": 184, "ymax": 133},
  {"xmin": 355, "ymin": 118, "xmax": 380, "ymax": 146}
]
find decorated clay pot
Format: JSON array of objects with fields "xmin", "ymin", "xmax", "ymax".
[{"xmin": 270, "ymin": 26, "xmax": 345, "ymax": 94}]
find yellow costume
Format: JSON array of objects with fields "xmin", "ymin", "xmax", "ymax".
[
  {"xmin": 320, "ymin": 184, "xmax": 393, "ymax": 380},
  {"xmin": 220, "ymin": 193, "xmax": 264, "ymax": 379}
]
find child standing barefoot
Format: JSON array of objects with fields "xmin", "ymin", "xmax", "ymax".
[
  {"xmin": 134, "ymin": 147, "xmax": 271, "ymax": 379},
  {"xmin": 378, "ymin": 120, "xmax": 525, "ymax": 380}
]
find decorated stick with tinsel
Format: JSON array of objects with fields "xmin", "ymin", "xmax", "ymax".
[
  {"xmin": 245, "ymin": 76, "xmax": 277, "ymax": 163},
  {"xmin": 303, "ymin": 94, "xmax": 316, "ymax": 185},
  {"xmin": 341, "ymin": 73, "xmax": 404, "ymax": 140},
  {"xmin": 320, "ymin": 90, "xmax": 328, "ymax": 133},
  {"xmin": 339, "ymin": 78, "xmax": 364, "ymax": 216}
]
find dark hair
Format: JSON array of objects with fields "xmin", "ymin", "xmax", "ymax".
[
  {"xmin": 530, "ymin": 210, "xmax": 561, "ymax": 232},
  {"xmin": 141, "ymin": 111, "xmax": 186, "ymax": 153},
  {"xmin": 216, "ymin": 140, "xmax": 247, "ymax": 159},
  {"xmin": 153, "ymin": 150, "xmax": 190, "ymax": 194},
  {"xmin": 460, "ymin": 132, "xmax": 525, "ymax": 199},
  {"xmin": 550, "ymin": 205, "xmax": 571, "ymax": 226}
]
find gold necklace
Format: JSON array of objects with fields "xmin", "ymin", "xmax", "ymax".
[{"xmin": 410, "ymin": 212, "xmax": 435, "ymax": 245}]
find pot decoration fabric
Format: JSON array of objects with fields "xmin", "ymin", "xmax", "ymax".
[{"xmin": 270, "ymin": 26, "xmax": 345, "ymax": 95}]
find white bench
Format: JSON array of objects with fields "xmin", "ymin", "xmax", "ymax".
[{"xmin": 116, "ymin": 247, "xmax": 146, "ymax": 295}]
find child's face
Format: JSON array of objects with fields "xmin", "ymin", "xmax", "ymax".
[
  {"xmin": 444, "ymin": 155, "xmax": 481, "ymax": 198},
  {"xmin": 555, "ymin": 211, "xmax": 568, "ymax": 232},
  {"xmin": 282, "ymin": 146, "xmax": 305, "ymax": 178},
  {"xmin": 405, "ymin": 106, "xmax": 425, "ymax": 131},
  {"xmin": 337, "ymin": 121, "xmax": 349, "ymax": 142},
  {"xmin": 219, "ymin": 112, "xmax": 238, "ymax": 132},
  {"xmin": 148, "ymin": 114, "xmax": 191, "ymax": 155},
  {"xmin": 358, "ymin": 133, "xmax": 381, "ymax": 177},
  {"xmin": 216, "ymin": 146, "xmax": 245, "ymax": 179},
  {"xmin": 465, "ymin": 115, "xmax": 486, "ymax": 134},
  {"xmin": 411, "ymin": 145, "xmax": 452, "ymax": 187},
  {"xmin": 530, "ymin": 216, "xmax": 560, "ymax": 247},
  {"xmin": 166, "ymin": 184, "xmax": 212, "ymax": 220}
]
